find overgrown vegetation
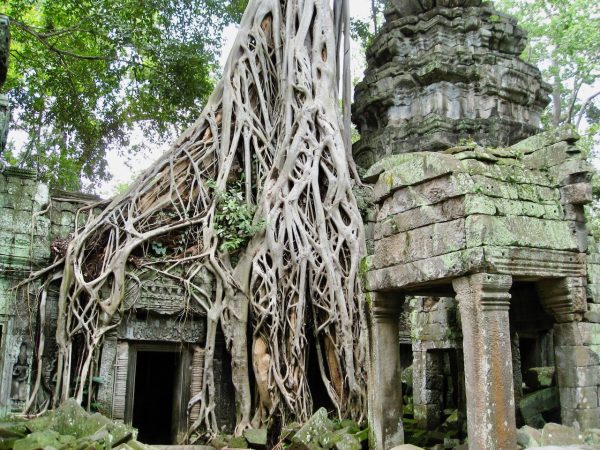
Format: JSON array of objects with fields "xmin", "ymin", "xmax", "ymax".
[{"xmin": 19, "ymin": 0, "xmax": 366, "ymax": 442}]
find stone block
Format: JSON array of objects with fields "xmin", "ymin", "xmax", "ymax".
[
  {"xmin": 371, "ymin": 152, "xmax": 461, "ymax": 200},
  {"xmin": 560, "ymin": 387, "xmax": 599, "ymax": 410},
  {"xmin": 587, "ymin": 265, "xmax": 600, "ymax": 286},
  {"xmin": 555, "ymin": 323, "xmax": 600, "ymax": 346},
  {"xmin": 541, "ymin": 422, "xmax": 585, "ymax": 446},
  {"xmin": 543, "ymin": 203, "xmax": 564, "ymax": 220},
  {"xmin": 584, "ymin": 312, "xmax": 600, "ymax": 324},
  {"xmin": 373, "ymin": 219, "xmax": 466, "ymax": 268},
  {"xmin": 524, "ymin": 367, "xmax": 555, "ymax": 389},
  {"xmin": 366, "ymin": 248, "xmax": 484, "ymax": 291},
  {"xmin": 556, "ymin": 364, "xmax": 600, "ymax": 388},
  {"xmin": 33, "ymin": 183, "xmax": 50, "ymax": 206},
  {"xmin": 465, "ymin": 214, "xmax": 578, "ymax": 251},
  {"xmin": 555, "ymin": 345, "xmax": 600, "ymax": 367},
  {"xmin": 548, "ymin": 159, "xmax": 593, "ymax": 186},
  {"xmin": 243, "ymin": 428, "xmax": 267, "ymax": 446},
  {"xmin": 519, "ymin": 387, "xmax": 560, "ymax": 426},
  {"xmin": 375, "ymin": 197, "xmax": 466, "ymax": 238},
  {"xmin": 561, "ymin": 183, "xmax": 593, "ymax": 205},
  {"xmin": 523, "ymin": 141, "xmax": 573, "ymax": 169},
  {"xmin": 471, "ymin": 174, "xmax": 520, "ymax": 200},
  {"xmin": 562, "ymin": 407, "xmax": 600, "ymax": 431},
  {"xmin": 291, "ymin": 408, "xmax": 333, "ymax": 447},
  {"xmin": 510, "ymin": 126, "xmax": 579, "ymax": 154},
  {"xmin": 463, "ymin": 194, "xmax": 496, "ymax": 215},
  {"xmin": 459, "ymin": 157, "xmax": 550, "ymax": 186},
  {"xmin": 517, "ymin": 425, "xmax": 542, "ymax": 448},
  {"xmin": 583, "ymin": 428, "xmax": 600, "ymax": 446},
  {"xmin": 377, "ymin": 173, "xmax": 474, "ymax": 217},
  {"xmin": 586, "ymin": 283, "xmax": 600, "ymax": 303},
  {"xmin": 484, "ymin": 247, "xmax": 586, "ymax": 278}
]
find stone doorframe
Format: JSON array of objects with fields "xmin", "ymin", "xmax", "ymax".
[{"xmin": 368, "ymin": 271, "xmax": 589, "ymax": 450}]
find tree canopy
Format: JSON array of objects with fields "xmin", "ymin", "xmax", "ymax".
[
  {"xmin": 495, "ymin": 0, "xmax": 600, "ymax": 137},
  {"xmin": 1, "ymin": 0, "xmax": 247, "ymax": 190}
]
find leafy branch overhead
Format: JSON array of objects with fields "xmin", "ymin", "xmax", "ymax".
[{"xmin": 2, "ymin": 0, "xmax": 248, "ymax": 190}]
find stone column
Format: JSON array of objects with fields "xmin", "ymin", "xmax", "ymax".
[
  {"xmin": 452, "ymin": 273, "xmax": 516, "ymax": 450},
  {"xmin": 96, "ymin": 334, "xmax": 118, "ymax": 417},
  {"xmin": 412, "ymin": 350, "xmax": 443, "ymax": 430},
  {"xmin": 369, "ymin": 293, "xmax": 404, "ymax": 450}
]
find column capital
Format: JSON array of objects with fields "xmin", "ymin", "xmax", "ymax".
[
  {"xmin": 453, "ymin": 273, "xmax": 512, "ymax": 311},
  {"xmin": 371, "ymin": 293, "xmax": 404, "ymax": 321}
]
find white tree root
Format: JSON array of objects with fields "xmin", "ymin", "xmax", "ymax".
[{"xmin": 24, "ymin": 0, "xmax": 366, "ymax": 439}]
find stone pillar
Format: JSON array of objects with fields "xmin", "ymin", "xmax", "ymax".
[
  {"xmin": 369, "ymin": 293, "xmax": 404, "ymax": 450},
  {"xmin": 96, "ymin": 334, "xmax": 118, "ymax": 417},
  {"xmin": 412, "ymin": 350, "xmax": 443, "ymax": 429},
  {"xmin": 453, "ymin": 273, "xmax": 517, "ymax": 450}
]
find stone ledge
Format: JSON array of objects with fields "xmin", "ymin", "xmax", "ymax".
[{"xmin": 366, "ymin": 247, "xmax": 587, "ymax": 292}]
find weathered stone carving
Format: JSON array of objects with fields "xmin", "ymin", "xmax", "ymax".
[
  {"xmin": 11, "ymin": 343, "xmax": 29, "ymax": 405},
  {"xmin": 353, "ymin": 2, "xmax": 551, "ymax": 168}
]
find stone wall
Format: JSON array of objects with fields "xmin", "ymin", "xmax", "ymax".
[
  {"xmin": 0, "ymin": 168, "xmax": 50, "ymax": 415},
  {"xmin": 0, "ymin": 169, "xmax": 101, "ymax": 415}
]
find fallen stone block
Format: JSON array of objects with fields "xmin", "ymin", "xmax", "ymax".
[
  {"xmin": 519, "ymin": 387, "xmax": 560, "ymax": 428},
  {"xmin": 524, "ymin": 367, "xmax": 556, "ymax": 390},
  {"xmin": 517, "ymin": 425, "xmax": 542, "ymax": 448},
  {"xmin": 291, "ymin": 407, "xmax": 334, "ymax": 449},
  {"xmin": 541, "ymin": 423, "xmax": 585, "ymax": 446},
  {"xmin": 243, "ymin": 428, "xmax": 267, "ymax": 446},
  {"xmin": 583, "ymin": 428, "xmax": 600, "ymax": 445}
]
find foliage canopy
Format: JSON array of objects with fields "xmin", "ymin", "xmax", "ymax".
[{"xmin": 2, "ymin": 0, "xmax": 247, "ymax": 190}]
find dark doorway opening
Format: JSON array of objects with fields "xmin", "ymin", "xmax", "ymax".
[{"xmin": 132, "ymin": 351, "xmax": 179, "ymax": 444}]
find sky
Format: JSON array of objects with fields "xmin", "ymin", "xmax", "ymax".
[{"xmin": 98, "ymin": 2, "xmax": 373, "ymax": 198}]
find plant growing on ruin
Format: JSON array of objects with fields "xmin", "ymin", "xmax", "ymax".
[{"xmin": 20, "ymin": 0, "xmax": 367, "ymax": 440}]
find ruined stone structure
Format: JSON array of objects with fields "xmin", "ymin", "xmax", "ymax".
[
  {"xmin": 1, "ymin": 1, "xmax": 600, "ymax": 449},
  {"xmin": 0, "ymin": 169, "xmax": 234, "ymax": 443},
  {"xmin": 353, "ymin": 0, "xmax": 551, "ymax": 169},
  {"xmin": 355, "ymin": 2, "xmax": 600, "ymax": 450}
]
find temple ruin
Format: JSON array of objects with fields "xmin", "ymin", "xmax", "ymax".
[
  {"xmin": 1, "ymin": 1, "xmax": 600, "ymax": 450},
  {"xmin": 355, "ymin": 1, "xmax": 600, "ymax": 449}
]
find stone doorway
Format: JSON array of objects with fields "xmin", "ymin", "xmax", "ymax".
[{"xmin": 127, "ymin": 344, "xmax": 191, "ymax": 444}]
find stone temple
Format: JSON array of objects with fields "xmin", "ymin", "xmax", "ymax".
[
  {"xmin": 1, "ymin": 1, "xmax": 600, "ymax": 450},
  {"xmin": 355, "ymin": 1, "xmax": 600, "ymax": 449}
]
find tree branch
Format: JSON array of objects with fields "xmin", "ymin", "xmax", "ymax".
[{"xmin": 576, "ymin": 89, "xmax": 600, "ymax": 128}]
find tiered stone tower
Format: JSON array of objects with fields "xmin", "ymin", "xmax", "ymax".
[{"xmin": 353, "ymin": 0, "xmax": 551, "ymax": 168}]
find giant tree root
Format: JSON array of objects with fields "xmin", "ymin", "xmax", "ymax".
[{"xmin": 24, "ymin": 0, "xmax": 366, "ymax": 439}]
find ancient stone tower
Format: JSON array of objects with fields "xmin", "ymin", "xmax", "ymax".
[
  {"xmin": 353, "ymin": 0, "xmax": 551, "ymax": 168},
  {"xmin": 355, "ymin": 2, "xmax": 600, "ymax": 450}
]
